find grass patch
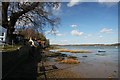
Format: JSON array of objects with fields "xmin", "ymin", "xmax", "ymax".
[
  {"xmin": 0, "ymin": 44, "xmax": 22, "ymax": 52},
  {"xmin": 60, "ymin": 58, "xmax": 80, "ymax": 64},
  {"xmin": 56, "ymin": 49, "xmax": 91, "ymax": 53}
]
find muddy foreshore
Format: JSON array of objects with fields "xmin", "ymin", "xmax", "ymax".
[{"xmin": 37, "ymin": 49, "xmax": 118, "ymax": 79}]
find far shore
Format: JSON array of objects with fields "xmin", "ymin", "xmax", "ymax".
[{"xmin": 51, "ymin": 43, "xmax": 120, "ymax": 46}]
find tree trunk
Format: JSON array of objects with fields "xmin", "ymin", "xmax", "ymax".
[
  {"xmin": 6, "ymin": 26, "xmax": 15, "ymax": 44},
  {"xmin": 2, "ymin": 2, "xmax": 40, "ymax": 44}
]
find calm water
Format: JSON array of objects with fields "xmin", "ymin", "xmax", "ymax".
[
  {"xmin": 57, "ymin": 45, "xmax": 118, "ymax": 62},
  {"xmin": 53, "ymin": 45, "xmax": 118, "ymax": 78}
]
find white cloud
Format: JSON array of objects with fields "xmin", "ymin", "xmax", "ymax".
[
  {"xmin": 100, "ymin": 28, "xmax": 113, "ymax": 33},
  {"xmin": 45, "ymin": 30, "xmax": 64, "ymax": 36},
  {"xmin": 71, "ymin": 30, "xmax": 84, "ymax": 36},
  {"xmin": 45, "ymin": 30, "xmax": 59, "ymax": 34},
  {"xmin": 98, "ymin": 0, "xmax": 119, "ymax": 2},
  {"xmin": 67, "ymin": 0, "xmax": 82, "ymax": 7},
  {"xmin": 98, "ymin": 0, "xmax": 119, "ymax": 7},
  {"xmin": 56, "ymin": 33, "xmax": 64, "ymax": 36},
  {"xmin": 67, "ymin": 0, "xmax": 119, "ymax": 7},
  {"xmin": 71, "ymin": 24, "xmax": 78, "ymax": 28}
]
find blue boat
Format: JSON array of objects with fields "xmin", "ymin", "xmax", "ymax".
[{"xmin": 98, "ymin": 50, "xmax": 106, "ymax": 52}]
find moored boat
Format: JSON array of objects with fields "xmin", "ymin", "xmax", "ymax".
[{"xmin": 98, "ymin": 50, "xmax": 106, "ymax": 52}]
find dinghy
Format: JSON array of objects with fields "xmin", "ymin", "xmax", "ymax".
[{"xmin": 98, "ymin": 50, "xmax": 106, "ymax": 52}]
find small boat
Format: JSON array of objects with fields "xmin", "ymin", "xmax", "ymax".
[{"xmin": 98, "ymin": 50, "xmax": 106, "ymax": 52}]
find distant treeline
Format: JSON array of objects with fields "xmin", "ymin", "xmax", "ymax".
[{"xmin": 51, "ymin": 43, "xmax": 120, "ymax": 46}]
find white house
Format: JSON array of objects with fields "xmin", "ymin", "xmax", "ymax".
[{"xmin": 0, "ymin": 26, "xmax": 7, "ymax": 43}]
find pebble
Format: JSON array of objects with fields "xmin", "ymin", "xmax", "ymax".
[{"xmin": 114, "ymin": 71, "xmax": 117, "ymax": 73}]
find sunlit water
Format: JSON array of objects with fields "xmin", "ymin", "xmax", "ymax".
[
  {"xmin": 52, "ymin": 46, "xmax": 118, "ymax": 78},
  {"xmin": 58, "ymin": 46, "xmax": 118, "ymax": 63}
]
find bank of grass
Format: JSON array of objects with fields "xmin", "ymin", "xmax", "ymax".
[
  {"xmin": 46, "ymin": 50, "xmax": 80, "ymax": 64},
  {"xmin": 0, "ymin": 44, "xmax": 21, "ymax": 52},
  {"xmin": 56, "ymin": 49, "xmax": 91, "ymax": 53},
  {"xmin": 53, "ymin": 57, "xmax": 80, "ymax": 64},
  {"xmin": 60, "ymin": 58, "xmax": 80, "ymax": 64}
]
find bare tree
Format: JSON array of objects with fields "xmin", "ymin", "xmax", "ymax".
[
  {"xmin": 19, "ymin": 28, "xmax": 46, "ymax": 41},
  {"xmin": 2, "ymin": 2, "xmax": 60, "ymax": 43},
  {"xmin": 19, "ymin": 28, "xmax": 34, "ymax": 39}
]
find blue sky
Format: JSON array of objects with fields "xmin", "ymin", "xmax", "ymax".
[{"xmin": 45, "ymin": 2, "xmax": 118, "ymax": 45}]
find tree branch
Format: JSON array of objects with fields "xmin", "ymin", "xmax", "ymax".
[{"xmin": 9, "ymin": 2, "xmax": 40, "ymax": 29}]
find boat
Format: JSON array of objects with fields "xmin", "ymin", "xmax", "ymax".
[{"xmin": 98, "ymin": 50, "xmax": 106, "ymax": 52}]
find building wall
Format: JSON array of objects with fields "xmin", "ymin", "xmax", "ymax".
[
  {"xmin": 0, "ymin": 32, "xmax": 6, "ymax": 42},
  {"xmin": 0, "ymin": 26, "xmax": 7, "ymax": 42}
]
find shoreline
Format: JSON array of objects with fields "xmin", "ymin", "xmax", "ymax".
[
  {"xmin": 50, "ymin": 43, "xmax": 120, "ymax": 46},
  {"xmin": 37, "ymin": 50, "xmax": 82, "ymax": 79},
  {"xmin": 37, "ymin": 46, "xmax": 118, "ymax": 78}
]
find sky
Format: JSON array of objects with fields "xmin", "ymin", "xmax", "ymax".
[
  {"xmin": 1, "ymin": 1, "xmax": 118, "ymax": 45},
  {"xmin": 45, "ymin": 1, "xmax": 118, "ymax": 45}
]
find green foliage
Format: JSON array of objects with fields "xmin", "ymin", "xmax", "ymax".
[{"xmin": 0, "ymin": 44, "xmax": 21, "ymax": 52}]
